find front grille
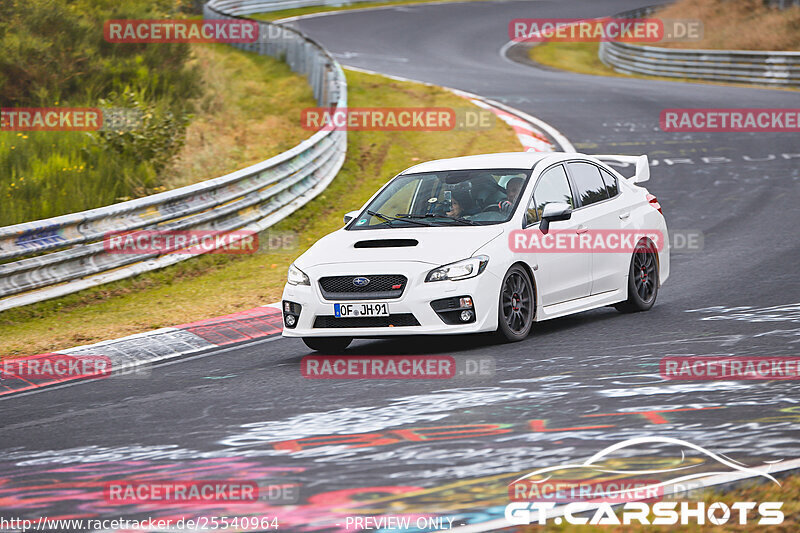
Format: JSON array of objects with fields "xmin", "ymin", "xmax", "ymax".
[
  {"xmin": 313, "ymin": 314, "xmax": 420, "ymax": 328},
  {"xmin": 319, "ymin": 274, "xmax": 407, "ymax": 300}
]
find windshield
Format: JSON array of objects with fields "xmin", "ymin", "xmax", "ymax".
[{"xmin": 349, "ymin": 168, "xmax": 532, "ymax": 229}]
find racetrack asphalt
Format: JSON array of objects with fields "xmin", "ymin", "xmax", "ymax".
[{"xmin": 2, "ymin": 1, "xmax": 799, "ymax": 530}]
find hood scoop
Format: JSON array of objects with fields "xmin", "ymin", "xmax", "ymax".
[{"xmin": 354, "ymin": 239, "xmax": 419, "ymax": 249}]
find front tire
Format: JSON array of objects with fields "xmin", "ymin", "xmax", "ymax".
[
  {"xmin": 496, "ymin": 265, "xmax": 534, "ymax": 342},
  {"xmin": 615, "ymin": 241, "xmax": 658, "ymax": 313},
  {"xmin": 302, "ymin": 337, "xmax": 352, "ymax": 353}
]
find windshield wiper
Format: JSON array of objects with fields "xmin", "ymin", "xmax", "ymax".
[
  {"xmin": 366, "ymin": 210, "xmax": 431, "ymax": 227},
  {"xmin": 397, "ymin": 213, "xmax": 478, "ymax": 226}
]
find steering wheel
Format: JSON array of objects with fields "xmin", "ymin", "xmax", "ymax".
[{"xmin": 483, "ymin": 201, "xmax": 513, "ymax": 213}]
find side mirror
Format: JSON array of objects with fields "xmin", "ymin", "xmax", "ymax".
[
  {"xmin": 343, "ymin": 211, "xmax": 359, "ymax": 225},
  {"xmin": 540, "ymin": 202, "xmax": 572, "ymax": 232}
]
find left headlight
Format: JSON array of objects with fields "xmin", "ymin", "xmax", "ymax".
[
  {"xmin": 287, "ymin": 263, "xmax": 311, "ymax": 286},
  {"xmin": 425, "ymin": 255, "xmax": 489, "ymax": 282}
]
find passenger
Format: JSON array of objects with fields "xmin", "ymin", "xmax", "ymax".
[
  {"xmin": 446, "ymin": 198, "xmax": 464, "ymax": 218},
  {"xmin": 446, "ymin": 188, "xmax": 474, "ymax": 218}
]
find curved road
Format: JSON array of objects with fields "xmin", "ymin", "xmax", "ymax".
[{"xmin": 2, "ymin": 1, "xmax": 800, "ymax": 531}]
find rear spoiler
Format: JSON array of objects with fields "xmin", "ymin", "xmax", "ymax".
[{"xmin": 592, "ymin": 154, "xmax": 650, "ymax": 184}]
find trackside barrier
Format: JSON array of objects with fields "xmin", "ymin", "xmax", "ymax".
[
  {"xmin": 0, "ymin": 0, "xmax": 347, "ymax": 312},
  {"xmin": 598, "ymin": 5, "xmax": 800, "ymax": 88}
]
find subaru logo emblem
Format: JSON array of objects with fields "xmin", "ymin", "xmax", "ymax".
[{"xmin": 353, "ymin": 277, "xmax": 370, "ymax": 287}]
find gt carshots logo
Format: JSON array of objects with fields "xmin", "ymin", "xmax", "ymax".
[
  {"xmin": 505, "ymin": 437, "xmax": 785, "ymax": 526},
  {"xmin": 505, "ymin": 500, "xmax": 783, "ymax": 526}
]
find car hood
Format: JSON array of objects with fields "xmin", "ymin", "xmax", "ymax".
[{"xmin": 295, "ymin": 226, "xmax": 504, "ymax": 269}]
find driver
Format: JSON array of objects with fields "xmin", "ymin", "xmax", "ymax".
[{"xmin": 498, "ymin": 177, "xmax": 523, "ymax": 214}]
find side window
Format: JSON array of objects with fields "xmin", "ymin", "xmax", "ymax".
[
  {"xmin": 568, "ymin": 162, "xmax": 610, "ymax": 207},
  {"xmin": 599, "ymin": 167, "xmax": 619, "ymax": 198},
  {"xmin": 526, "ymin": 164, "xmax": 574, "ymax": 226}
]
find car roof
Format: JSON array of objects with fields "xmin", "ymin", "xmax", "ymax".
[{"xmin": 401, "ymin": 151, "xmax": 587, "ymax": 174}]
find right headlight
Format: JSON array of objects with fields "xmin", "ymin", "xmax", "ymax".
[
  {"xmin": 287, "ymin": 263, "xmax": 310, "ymax": 286},
  {"xmin": 425, "ymin": 255, "xmax": 489, "ymax": 282}
]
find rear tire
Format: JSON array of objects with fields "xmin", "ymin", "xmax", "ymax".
[
  {"xmin": 302, "ymin": 337, "xmax": 353, "ymax": 353},
  {"xmin": 496, "ymin": 265, "xmax": 534, "ymax": 342},
  {"xmin": 615, "ymin": 241, "xmax": 658, "ymax": 313}
]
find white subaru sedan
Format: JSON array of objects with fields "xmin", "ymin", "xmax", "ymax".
[{"xmin": 281, "ymin": 152, "xmax": 669, "ymax": 352}]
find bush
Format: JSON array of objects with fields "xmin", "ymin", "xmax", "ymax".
[{"xmin": 0, "ymin": 0, "xmax": 201, "ymax": 226}]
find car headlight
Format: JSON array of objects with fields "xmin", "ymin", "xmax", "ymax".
[
  {"xmin": 425, "ymin": 255, "xmax": 489, "ymax": 282},
  {"xmin": 287, "ymin": 263, "xmax": 311, "ymax": 286}
]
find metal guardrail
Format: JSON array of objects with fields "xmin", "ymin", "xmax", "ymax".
[
  {"xmin": 598, "ymin": 6, "xmax": 800, "ymax": 88},
  {"xmin": 0, "ymin": 0, "xmax": 347, "ymax": 312},
  {"xmin": 766, "ymin": 0, "xmax": 800, "ymax": 8}
]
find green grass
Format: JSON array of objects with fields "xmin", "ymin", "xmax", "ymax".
[
  {"xmin": 0, "ymin": 68, "xmax": 521, "ymax": 357},
  {"xmin": 0, "ymin": 130, "xmax": 160, "ymax": 225},
  {"xmin": 529, "ymin": 42, "xmax": 621, "ymax": 78},
  {"xmin": 0, "ymin": 0, "xmax": 202, "ymax": 226},
  {"xmin": 164, "ymin": 43, "xmax": 315, "ymax": 190},
  {"xmin": 0, "ymin": 44, "xmax": 314, "ymax": 226}
]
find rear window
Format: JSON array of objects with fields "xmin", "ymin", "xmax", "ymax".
[
  {"xmin": 599, "ymin": 167, "xmax": 619, "ymax": 197},
  {"xmin": 568, "ymin": 162, "xmax": 610, "ymax": 207}
]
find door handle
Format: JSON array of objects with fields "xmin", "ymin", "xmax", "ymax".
[
  {"xmin": 619, "ymin": 212, "xmax": 630, "ymax": 220},
  {"xmin": 576, "ymin": 225, "xmax": 589, "ymax": 234}
]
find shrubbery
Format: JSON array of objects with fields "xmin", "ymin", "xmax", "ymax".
[{"xmin": 0, "ymin": 0, "xmax": 202, "ymax": 225}]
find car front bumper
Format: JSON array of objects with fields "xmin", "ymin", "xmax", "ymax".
[{"xmin": 280, "ymin": 261, "xmax": 501, "ymax": 338}]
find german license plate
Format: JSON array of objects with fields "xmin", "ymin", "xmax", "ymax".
[{"xmin": 334, "ymin": 302, "xmax": 389, "ymax": 318}]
